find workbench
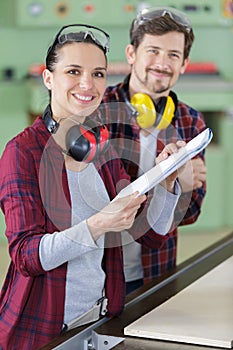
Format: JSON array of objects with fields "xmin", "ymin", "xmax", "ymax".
[{"xmin": 40, "ymin": 231, "xmax": 233, "ymax": 350}]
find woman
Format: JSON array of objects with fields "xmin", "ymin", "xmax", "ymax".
[{"xmin": 0, "ymin": 24, "xmax": 181, "ymax": 349}]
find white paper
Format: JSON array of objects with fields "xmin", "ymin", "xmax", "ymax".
[{"xmin": 116, "ymin": 128, "xmax": 213, "ymax": 198}]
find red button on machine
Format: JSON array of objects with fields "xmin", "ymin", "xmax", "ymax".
[
  {"xmin": 84, "ymin": 4, "xmax": 95, "ymax": 13},
  {"xmin": 124, "ymin": 4, "xmax": 135, "ymax": 12}
]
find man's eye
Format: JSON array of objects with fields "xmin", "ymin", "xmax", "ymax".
[
  {"xmin": 170, "ymin": 53, "xmax": 181, "ymax": 59},
  {"xmin": 148, "ymin": 49, "xmax": 158, "ymax": 54}
]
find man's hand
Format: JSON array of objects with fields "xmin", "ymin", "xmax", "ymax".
[
  {"xmin": 156, "ymin": 140, "xmax": 186, "ymax": 193},
  {"xmin": 178, "ymin": 157, "xmax": 207, "ymax": 193}
]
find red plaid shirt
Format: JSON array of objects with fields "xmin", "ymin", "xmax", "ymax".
[
  {"xmin": 102, "ymin": 75, "xmax": 207, "ymax": 283},
  {"xmin": 0, "ymin": 116, "xmax": 169, "ymax": 349}
]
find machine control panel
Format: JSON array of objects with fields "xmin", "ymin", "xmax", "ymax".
[
  {"xmin": 16, "ymin": 0, "xmax": 136, "ymax": 26},
  {"xmin": 14, "ymin": 0, "xmax": 233, "ymax": 27}
]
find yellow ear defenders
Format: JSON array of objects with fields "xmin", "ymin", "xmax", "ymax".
[{"xmin": 130, "ymin": 93, "xmax": 175, "ymax": 130}]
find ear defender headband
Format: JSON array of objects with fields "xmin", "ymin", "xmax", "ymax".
[
  {"xmin": 42, "ymin": 105, "xmax": 109, "ymax": 163},
  {"xmin": 130, "ymin": 93, "xmax": 176, "ymax": 129}
]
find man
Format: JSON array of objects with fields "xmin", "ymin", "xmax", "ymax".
[{"xmin": 102, "ymin": 6, "xmax": 207, "ymax": 294}]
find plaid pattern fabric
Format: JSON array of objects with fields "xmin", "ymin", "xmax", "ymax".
[
  {"xmin": 102, "ymin": 75, "xmax": 207, "ymax": 284},
  {"xmin": 0, "ymin": 116, "xmax": 169, "ymax": 349}
]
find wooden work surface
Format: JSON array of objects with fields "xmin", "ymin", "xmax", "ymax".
[
  {"xmin": 125, "ymin": 255, "xmax": 233, "ymax": 348},
  {"xmin": 41, "ymin": 232, "xmax": 233, "ymax": 350}
]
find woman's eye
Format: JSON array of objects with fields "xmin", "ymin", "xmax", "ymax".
[
  {"xmin": 94, "ymin": 71, "xmax": 105, "ymax": 78},
  {"xmin": 68, "ymin": 69, "xmax": 79, "ymax": 75}
]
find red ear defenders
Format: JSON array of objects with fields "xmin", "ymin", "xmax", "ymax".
[
  {"xmin": 42, "ymin": 105, "xmax": 109, "ymax": 163},
  {"xmin": 130, "ymin": 93, "xmax": 176, "ymax": 129},
  {"xmin": 65, "ymin": 118, "xmax": 109, "ymax": 162}
]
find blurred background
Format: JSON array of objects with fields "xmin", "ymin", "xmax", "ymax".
[{"xmin": 0, "ymin": 0, "xmax": 233, "ymax": 284}]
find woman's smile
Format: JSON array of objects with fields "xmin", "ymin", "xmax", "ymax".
[{"xmin": 73, "ymin": 93, "xmax": 95, "ymax": 103}]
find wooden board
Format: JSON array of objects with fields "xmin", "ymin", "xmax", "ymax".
[{"xmin": 125, "ymin": 256, "xmax": 233, "ymax": 349}]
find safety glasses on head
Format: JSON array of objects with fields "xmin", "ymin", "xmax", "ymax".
[
  {"xmin": 132, "ymin": 6, "xmax": 192, "ymax": 34},
  {"xmin": 46, "ymin": 24, "xmax": 110, "ymax": 57}
]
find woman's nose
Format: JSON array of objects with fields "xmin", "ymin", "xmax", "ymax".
[{"xmin": 79, "ymin": 74, "xmax": 93, "ymax": 90}]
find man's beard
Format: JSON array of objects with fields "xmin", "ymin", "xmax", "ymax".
[{"xmin": 133, "ymin": 66, "xmax": 172, "ymax": 94}]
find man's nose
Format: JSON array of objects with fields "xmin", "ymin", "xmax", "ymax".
[{"xmin": 154, "ymin": 53, "xmax": 169, "ymax": 70}]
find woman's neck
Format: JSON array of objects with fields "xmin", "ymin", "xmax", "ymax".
[{"xmin": 64, "ymin": 154, "xmax": 89, "ymax": 172}]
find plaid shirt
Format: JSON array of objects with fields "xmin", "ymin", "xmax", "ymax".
[
  {"xmin": 0, "ymin": 116, "xmax": 169, "ymax": 349},
  {"xmin": 102, "ymin": 75, "xmax": 207, "ymax": 283}
]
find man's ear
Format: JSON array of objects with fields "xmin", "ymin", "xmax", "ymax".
[
  {"xmin": 42, "ymin": 69, "xmax": 53, "ymax": 90},
  {"xmin": 125, "ymin": 44, "xmax": 136, "ymax": 65},
  {"xmin": 180, "ymin": 56, "xmax": 190, "ymax": 75}
]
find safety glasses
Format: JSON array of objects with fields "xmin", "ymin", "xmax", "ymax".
[
  {"xmin": 132, "ymin": 6, "xmax": 192, "ymax": 34},
  {"xmin": 47, "ymin": 24, "xmax": 110, "ymax": 57}
]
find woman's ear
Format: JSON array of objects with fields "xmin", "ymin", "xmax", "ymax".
[
  {"xmin": 125, "ymin": 44, "xmax": 136, "ymax": 65},
  {"xmin": 42, "ymin": 69, "xmax": 53, "ymax": 90}
]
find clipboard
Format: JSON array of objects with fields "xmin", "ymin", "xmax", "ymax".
[{"xmin": 116, "ymin": 128, "xmax": 213, "ymax": 198}]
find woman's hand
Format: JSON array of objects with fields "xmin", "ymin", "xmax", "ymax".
[
  {"xmin": 156, "ymin": 140, "xmax": 186, "ymax": 193},
  {"xmin": 87, "ymin": 192, "xmax": 146, "ymax": 241}
]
